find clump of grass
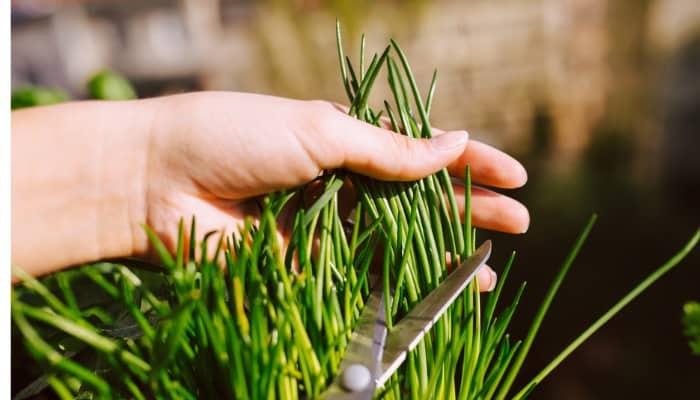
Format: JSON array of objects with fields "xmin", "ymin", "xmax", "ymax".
[{"xmin": 12, "ymin": 24, "xmax": 700, "ymax": 399}]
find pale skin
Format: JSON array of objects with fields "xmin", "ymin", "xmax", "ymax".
[{"xmin": 11, "ymin": 91, "xmax": 529, "ymax": 290}]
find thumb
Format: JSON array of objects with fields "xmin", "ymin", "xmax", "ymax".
[{"xmin": 320, "ymin": 113, "xmax": 469, "ymax": 181}]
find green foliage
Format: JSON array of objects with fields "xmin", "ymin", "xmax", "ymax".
[
  {"xmin": 683, "ymin": 301, "xmax": 700, "ymax": 355},
  {"xmin": 86, "ymin": 70, "xmax": 137, "ymax": 100},
  {"xmin": 11, "ymin": 24, "xmax": 700, "ymax": 399},
  {"xmin": 11, "ymin": 86, "xmax": 70, "ymax": 109},
  {"xmin": 11, "ymin": 69, "xmax": 135, "ymax": 112}
]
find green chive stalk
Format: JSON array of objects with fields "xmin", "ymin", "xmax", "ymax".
[{"xmin": 11, "ymin": 23, "xmax": 700, "ymax": 400}]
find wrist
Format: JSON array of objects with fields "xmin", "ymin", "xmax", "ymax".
[{"xmin": 95, "ymin": 99, "xmax": 155, "ymax": 260}]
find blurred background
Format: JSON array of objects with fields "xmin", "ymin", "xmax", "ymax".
[{"xmin": 11, "ymin": 0, "xmax": 700, "ymax": 398}]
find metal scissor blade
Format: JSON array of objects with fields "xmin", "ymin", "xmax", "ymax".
[
  {"xmin": 377, "ymin": 240, "xmax": 492, "ymax": 387},
  {"xmin": 322, "ymin": 282, "xmax": 388, "ymax": 399}
]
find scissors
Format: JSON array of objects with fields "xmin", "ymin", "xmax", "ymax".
[{"xmin": 320, "ymin": 240, "xmax": 492, "ymax": 399}]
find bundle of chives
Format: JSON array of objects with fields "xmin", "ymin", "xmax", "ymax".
[
  {"xmin": 11, "ymin": 23, "xmax": 700, "ymax": 400},
  {"xmin": 13, "ymin": 190, "xmax": 367, "ymax": 399}
]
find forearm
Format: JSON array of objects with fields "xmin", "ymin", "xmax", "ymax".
[{"xmin": 11, "ymin": 100, "xmax": 154, "ymax": 277}]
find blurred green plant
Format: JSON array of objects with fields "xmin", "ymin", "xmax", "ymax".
[
  {"xmin": 683, "ymin": 301, "xmax": 700, "ymax": 356},
  {"xmin": 11, "ymin": 70, "xmax": 136, "ymax": 112},
  {"xmin": 87, "ymin": 70, "xmax": 137, "ymax": 100},
  {"xmin": 11, "ymin": 87, "xmax": 70, "ymax": 110}
]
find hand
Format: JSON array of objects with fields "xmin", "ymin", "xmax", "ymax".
[{"xmin": 141, "ymin": 91, "xmax": 529, "ymax": 291}]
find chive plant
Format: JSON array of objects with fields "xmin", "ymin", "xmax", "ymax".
[
  {"xmin": 683, "ymin": 301, "xmax": 700, "ymax": 356},
  {"xmin": 12, "ymin": 24, "xmax": 700, "ymax": 400}
]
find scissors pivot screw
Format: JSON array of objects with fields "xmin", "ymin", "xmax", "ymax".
[{"xmin": 341, "ymin": 364, "xmax": 371, "ymax": 392}]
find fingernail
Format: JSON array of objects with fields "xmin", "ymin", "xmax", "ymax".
[
  {"xmin": 518, "ymin": 205, "xmax": 530, "ymax": 234},
  {"xmin": 517, "ymin": 163, "xmax": 528, "ymax": 185},
  {"xmin": 520, "ymin": 220, "xmax": 530, "ymax": 234},
  {"xmin": 430, "ymin": 130, "xmax": 468, "ymax": 151},
  {"xmin": 486, "ymin": 267, "xmax": 497, "ymax": 292}
]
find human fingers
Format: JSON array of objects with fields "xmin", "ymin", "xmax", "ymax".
[
  {"xmin": 447, "ymin": 139, "xmax": 527, "ymax": 189},
  {"xmin": 452, "ymin": 184, "xmax": 530, "ymax": 234},
  {"xmin": 332, "ymin": 104, "xmax": 526, "ymax": 188},
  {"xmin": 477, "ymin": 265, "xmax": 498, "ymax": 292},
  {"xmin": 446, "ymin": 251, "xmax": 497, "ymax": 293},
  {"xmin": 307, "ymin": 103, "xmax": 468, "ymax": 181}
]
